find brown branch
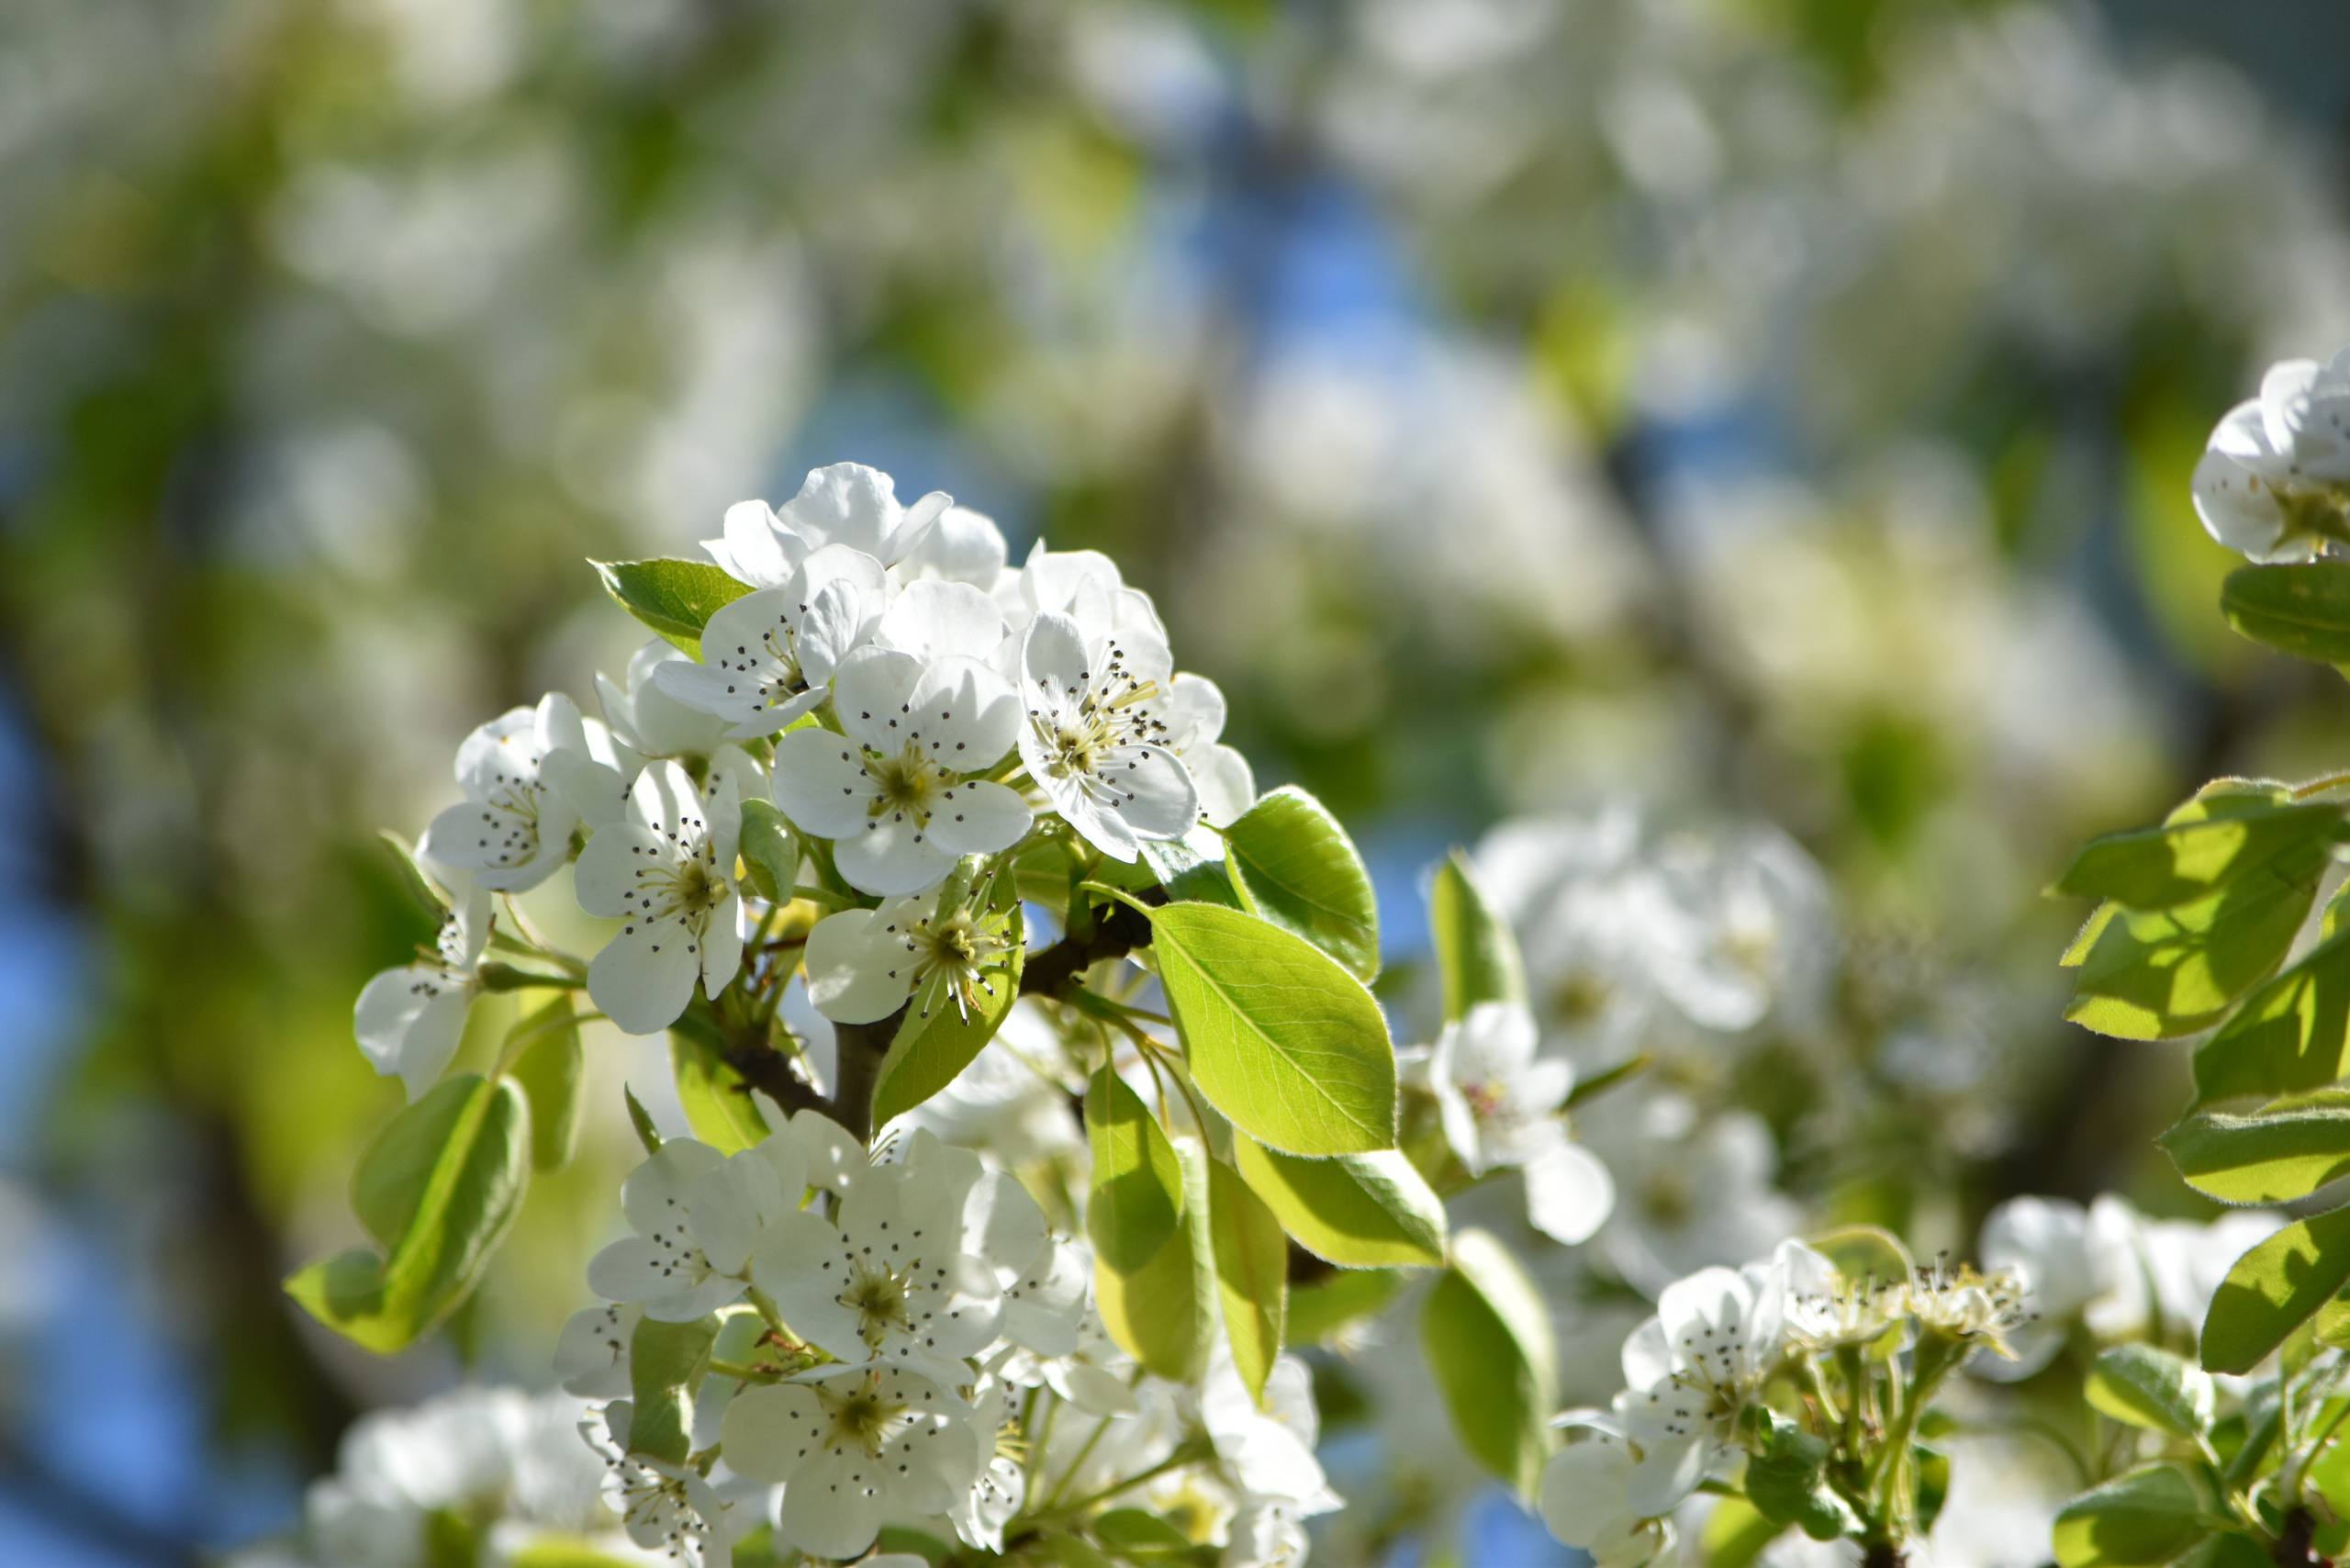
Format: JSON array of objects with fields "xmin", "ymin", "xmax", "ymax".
[{"xmin": 1019, "ymin": 887, "xmax": 1164, "ymax": 1000}]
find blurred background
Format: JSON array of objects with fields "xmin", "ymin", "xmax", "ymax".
[{"xmin": 6, "ymin": 0, "xmax": 2350, "ymax": 1561}]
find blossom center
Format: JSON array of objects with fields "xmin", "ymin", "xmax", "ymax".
[
  {"xmin": 867, "ymin": 745, "xmax": 947, "ymax": 820},
  {"xmin": 840, "ymin": 1260, "xmax": 916, "ymax": 1350},
  {"xmin": 817, "ymin": 1373, "xmax": 911, "ymax": 1459}
]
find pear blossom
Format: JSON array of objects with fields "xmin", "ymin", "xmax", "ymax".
[
  {"xmin": 598, "ymin": 641, "xmax": 733, "ymax": 763},
  {"xmin": 1200, "ymin": 1344, "xmax": 1342, "ymax": 1518},
  {"xmin": 575, "ymin": 760, "xmax": 745, "ymax": 1035},
  {"xmin": 897, "ymin": 503, "xmax": 1009, "ymax": 588},
  {"xmin": 878, "ymin": 577, "xmax": 1011, "ymax": 663},
  {"xmin": 1585, "ymin": 1093, "xmax": 1801, "ymax": 1294},
  {"xmin": 1617, "ymin": 1259, "xmax": 1789, "ymax": 1514},
  {"xmin": 801, "ymin": 884, "xmax": 1019, "ymax": 1025},
  {"xmin": 1538, "ymin": 1417, "xmax": 1670, "ymax": 1567},
  {"xmin": 353, "ymin": 868, "xmax": 491, "ymax": 1099},
  {"xmin": 420, "ymin": 693, "xmax": 593, "ymax": 891},
  {"xmin": 707, "ymin": 463, "xmax": 949, "ymax": 587},
  {"xmin": 748, "ymin": 1142, "xmax": 1003, "ymax": 1385},
  {"xmin": 1016, "ymin": 610, "xmax": 1199, "ymax": 859},
  {"xmin": 588, "ymin": 1403, "xmax": 739, "ymax": 1568},
  {"xmin": 996, "ymin": 543, "xmax": 1169, "ymax": 643},
  {"xmin": 651, "ymin": 544, "xmax": 886, "ymax": 738},
  {"xmin": 586, "ymin": 1135, "xmax": 804, "ymax": 1321},
  {"xmin": 719, "ymin": 1362, "xmax": 982, "ymax": 1560},
  {"xmin": 770, "ymin": 646, "xmax": 1029, "ymax": 895},
  {"xmin": 2191, "ymin": 354, "xmax": 2350, "ymax": 563},
  {"xmin": 554, "ymin": 1300, "xmax": 643, "ymax": 1398},
  {"xmin": 1473, "ymin": 808, "xmax": 1670, "ymax": 1066},
  {"xmin": 1776, "ymin": 1240, "xmax": 1904, "ymax": 1353},
  {"xmin": 1159, "ymin": 673, "xmax": 1257, "ymax": 831},
  {"xmin": 1418, "ymin": 1001, "xmax": 1614, "ymax": 1245},
  {"xmin": 1647, "ymin": 826, "xmax": 1836, "ymax": 1036},
  {"xmin": 1904, "ymin": 1253, "xmax": 2031, "ymax": 1356},
  {"xmin": 904, "ymin": 1131, "xmax": 1091, "ymax": 1357}
]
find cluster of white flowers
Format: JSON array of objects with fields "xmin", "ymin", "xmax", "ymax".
[
  {"xmin": 236, "ymin": 1386, "xmax": 658, "ymax": 1568},
  {"xmin": 2193, "ymin": 347, "xmax": 2350, "ymax": 562},
  {"xmin": 354, "ymin": 461, "xmax": 1253, "ymax": 1088},
  {"xmin": 1539, "ymin": 1240, "xmax": 2033, "ymax": 1566}
]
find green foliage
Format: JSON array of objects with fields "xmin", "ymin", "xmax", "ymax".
[
  {"xmin": 1230, "ymin": 1136, "xmax": 1445, "ymax": 1270},
  {"xmin": 285, "ymin": 1075, "xmax": 531, "ymax": 1353},
  {"xmin": 2191, "ymin": 932, "xmax": 2350, "ymax": 1108},
  {"xmin": 1085, "ymin": 1068, "xmax": 1204, "ymax": 1379},
  {"xmin": 1740, "ymin": 1407, "xmax": 1861, "ymax": 1541},
  {"xmin": 669, "ymin": 1034, "xmax": 772, "ymax": 1154},
  {"xmin": 2200, "ymin": 1205, "xmax": 2350, "ymax": 1374},
  {"xmin": 626, "ymin": 1313, "xmax": 720, "ymax": 1466},
  {"xmin": 624, "ymin": 1084, "xmax": 663, "ymax": 1156},
  {"xmin": 1285, "ymin": 1268, "xmax": 1404, "ymax": 1346},
  {"xmin": 2085, "ymin": 1344, "xmax": 2216, "ymax": 1439},
  {"xmin": 737, "ymin": 798, "xmax": 800, "ymax": 903},
  {"xmin": 1420, "ymin": 1227, "xmax": 1555, "ymax": 1498},
  {"xmin": 2059, "ymin": 787, "xmax": 2340, "ymax": 1041},
  {"xmin": 1205, "ymin": 1158, "xmax": 1286, "ymax": 1406},
  {"xmin": 870, "ymin": 891, "xmax": 1024, "ymax": 1127},
  {"xmin": 508, "ymin": 996, "xmax": 585, "ymax": 1170},
  {"xmin": 590, "ymin": 557, "xmax": 752, "ymax": 657},
  {"xmin": 1139, "ymin": 840, "xmax": 1243, "ymax": 908},
  {"xmin": 1147, "ymin": 902, "xmax": 1398, "ymax": 1156},
  {"xmin": 2162, "ymin": 1089, "xmax": 2350, "ymax": 1204},
  {"xmin": 2051, "ymin": 1464, "xmax": 2211, "ymax": 1566},
  {"xmin": 1221, "ymin": 786, "xmax": 1381, "ymax": 981},
  {"xmin": 1429, "ymin": 849, "xmax": 1524, "ymax": 1023},
  {"xmin": 2221, "ymin": 563, "xmax": 2350, "ymax": 668}
]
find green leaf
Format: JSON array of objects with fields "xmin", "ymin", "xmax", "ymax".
[
  {"xmin": 2052, "ymin": 1464, "xmax": 2211, "ymax": 1567},
  {"xmin": 1207, "ymin": 1157, "xmax": 1287, "ymax": 1406},
  {"xmin": 591, "ymin": 557, "xmax": 752, "ymax": 657},
  {"xmin": 508, "ymin": 996, "xmax": 584, "ymax": 1171},
  {"xmin": 1429, "ymin": 849, "xmax": 1525, "ymax": 1022},
  {"xmin": 1741, "ymin": 1407, "xmax": 1860, "ymax": 1541},
  {"xmin": 286, "ymin": 1075, "xmax": 531, "ymax": 1354},
  {"xmin": 2053, "ymin": 802, "xmax": 2346, "ymax": 909},
  {"xmin": 1286, "ymin": 1268, "xmax": 1404, "ymax": 1346},
  {"xmin": 379, "ymin": 828, "xmax": 454, "ymax": 917},
  {"xmin": 871, "ymin": 896, "xmax": 1024, "ymax": 1127},
  {"xmin": 627, "ymin": 1313, "xmax": 720, "ymax": 1466},
  {"xmin": 2200, "ymin": 1203, "xmax": 2350, "ymax": 1373},
  {"xmin": 1421, "ymin": 1227, "xmax": 1556, "ymax": 1498},
  {"xmin": 1698, "ymin": 1497, "xmax": 1785, "ymax": 1568},
  {"xmin": 2222, "ymin": 562, "xmax": 2350, "ymax": 667},
  {"xmin": 1086, "ymin": 1070, "xmax": 1205, "ymax": 1380},
  {"xmin": 506, "ymin": 1541, "xmax": 659, "ymax": 1568},
  {"xmin": 1232, "ymin": 1136, "xmax": 1444, "ymax": 1269},
  {"xmin": 1085, "ymin": 1067, "xmax": 1184, "ymax": 1270},
  {"xmin": 2192, "ymin": 931, "xmax": 2350, "ymax": 1108},
  {"xmin": 2162, "ymin": 1089, "xmax": 2350, "ymax": 1204},
  {"xmin": 737, "ymin": 798, "xmax": 799, "ymax": 904},
  {"xmin": 2086, "ymin": 1344, "xmax": 2216, "ymax": 1439},
  {"xmin": 623, "ymin": 1084, "xmax": 663, "ymax": 1156},
  {"xmin": 1147, "ymin": 902, "xmax": 1397, "ymax": 1156},
  {"xmin": 1092, "ymin": 1508, "xmax": 1195, "ymax": 1555},
  {"xmin": 2065, "ymin": 848, "xmax": 2332, "ymax": 1041},
  {"xmin": 1222, "ymin": 787, "xmax": 1380, "ymax": 982},
  {"xmin": 670, "ymin": 1034, "xmax": 771, "ymax": 1155},
  {"xmin": 1139, "ymin": 839, "xmax": 1243, "ymax": 908}
]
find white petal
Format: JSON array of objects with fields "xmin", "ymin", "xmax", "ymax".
[
  {"xmin": 803, "ymin": 908, "xmax": 917, "ymax": 1024},
  {"xmin": 778, "ymin": 1447, "xmax": 884, "ymax": 1560},
  {"xmin": 701, "ymin": 890, "xmax": 745, "ymax": 1002},
  {"xmin": 717, "ymin": 1382, "xmax": 823, "ymax": 1483},
  {"xmin": 354, "ymin": 968, "xmax": 471, "ymax": 1100},
  {"xmin": 778, "ymin": 463, "xmax": 901, "ymax": 557},
  {"xmin": 590, "ymin": 920, "xmax": 704, "ymax": 1035},
  {"xmin": 713, "ymin": 499, "xmax": 805, "ymax": 588},
  {"xmin": 749, "ymin": 1213, "xmax": 866, "ymax": 1361},
  {"xmin": 834, "ymin": 813, "xmax": 957, "ymax": 897},
  {"xmin": 1097, "ymin": 743, "xmax": 1198, "ymax": 840},
  {"xmin": 573, "ymin": 822, "xmax": 670, "ymax": 919},
  {"xmin": 882, "ymin": 580, "xmax": 1009, "ymax": 663},
  {"xmin": 1190, "ymin": 744, "xmax": 1256, "ymax": 829},
  {"xmin": 833, "ymin": 646, "xmax": 928, "ymax": 753},
  {"xmin": 770, "ymin": 730, "xmax": 881, "ymax": 839},
  {"xmin": 906, "ymin": 655, "xmax": 1020, "ymax": 765},
  {"xmin": 1524, "ymin": 1140, "xmax": 1614, "ymax": 1246},
  {"xmin": 794, "ymin": 576, "xmax": 868, "ymax": 688},
  {"xmin": 926, "ymin": 779, "xmax": 1030, "ymax": 857},
  {"xmin": 898, "ymin": 505, "xmax": 1007, "ymax": 587}
]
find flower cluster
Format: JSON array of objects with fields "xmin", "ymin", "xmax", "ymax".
[{"xmin": 2194, "ymin": 350, "xmax": 2350, "ymax": 562}]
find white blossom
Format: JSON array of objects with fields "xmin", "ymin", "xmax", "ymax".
[
  {"xmin": 1538, "ymin": 1416, "xmax": 1670, "ymax": 1568},
  {"xmin": 597, "ymin": 641, "xmax": 733, "ymax": 763},
  {"xmin": 2191, "ymin": 353, "xmax": 2350, "ymax": 563},
  {"xmin": 420, "ymin": 693, "xmax": 593, "ymax": 891},
  {"xmin": 801, "ymin": 884, "xmax": 1018, "ymax": 1026},
  {"xmin": 353, "ymin": 866, "xmax": 491, "ymax": 1099},
  {"xmin": 1016, "ymin": 610, "xmax": 1198, "ymax": 859},
  {"xmin": 719, "ymin": 1362, "xmax": 981, "ymax": 1561},
  {"xmin": 588, "ymin": 1403, "xmax": 738, "ymax": 1568},
  {"xmin": 747, "ymin": 1142, "xmax": 1003, "ymax": 1386},
  {"xmin": 1417, "ymin": 1002, "xmax": 1614, "ymax": 1245},
  {"xmin": 575, "ymin": 760, "xmax": 745, "ymax": 1035},
  {"xmin": 554, "ymin": 1301, "xmax": 643, "ymax": 1399},
  {"xmin": 652, "ymin": 545, "xmax": 885, "ymax": 737},
  {"xmin": 1617, "ymin": 1258, "xmax": 1788, "ymax": 1516},
  {"xmin": 896, "ymin": 504, "xmax": 1009, "ymax": 588},
  {"xmin": 708, "ymin": 463, "xmax": 950, "ymax": 586},
  {"xmin": 586, "ymin": 1134, "xmax": 805, "ymax": 1322},
  {"xmin": 1776, "ymin": 1240, "xmax": 1904, "ymax": 1354},
  {"xmin": 1585, "ymin": 1093, "xmax": 1801, "ymax": 1294},
  {"xmin": 770, "ymin": 647, "xmax": 1029, "ymax": 895}
]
